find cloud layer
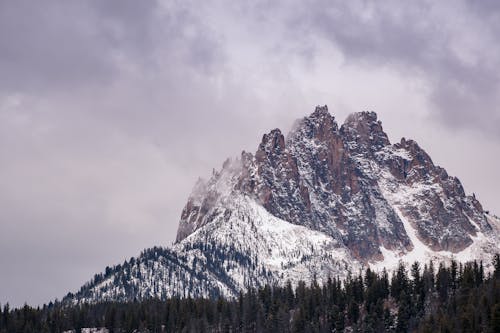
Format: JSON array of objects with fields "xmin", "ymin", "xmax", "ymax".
[{"xmin": 1, "ymin": 0, "xmax": 499, "ymax": 307}]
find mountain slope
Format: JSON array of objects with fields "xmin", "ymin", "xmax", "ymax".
[
  {"xmin": 68, "ymin": 195, "xmax": 360, "ymax": 303},
  {"xmin": 65, "ymin": 106, "xmax": 499, "ymax": 304},
  {"xmin": 177, "ymin": 106, "xmax": 493, "ymax": 260}
]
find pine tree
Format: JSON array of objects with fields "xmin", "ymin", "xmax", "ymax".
[
  {"xmin": 436, "ymin": 263, "xmax": 450, "ymax": 302},
  {"xmin": 384, "ymin": 307, "xmax": 394, "ymax": 331},
  {"xmin": 493, "ymin": 253, "xmax": 500, "ymax": 278},
  {"xmin": 1, "ymin": 257, "xmax": 498, "ymax": 332},
  {"xmin": 1, "ymin": 304, "xmax": 8, "ymax": 331},
  {"xmin": 391, "ymin": 261, "xmax": 409, "ymax": 301},
  {"xmin": 396, "ymin": 289, "xmax": 411, "ymax": 333},
  {"xmin": 491, "ymin": 303, "xmax": 500, "ymax": 333},
  {"xmin": 450, "ymin": 259, "xmax": 458, "ymax": 291},
  {"xmin": 347, "ymin": 300, "xmax": 359, "ymax": 324}
]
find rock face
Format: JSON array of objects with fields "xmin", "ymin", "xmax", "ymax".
[
  {"xmin": 66, "ymin": 106, "xmax": 499, "ymax": 304},
  {"xmin": 177, "ymin": 105, "xmax": 491, "ymax": 261}
]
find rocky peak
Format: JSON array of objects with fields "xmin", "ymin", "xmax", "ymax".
[
  {"xmin": 397, "ymin": 138, "xmax": 433, "ymax": 164},
  {"xmin": 390, "ymin": 137, "xmax": 437, "ymax": 184},
  {"xmin": 176, "ymin": 105, "xmax": 495, "ymax": 261},
  {"xmin": 309, "ymin": 105, "xmax": 335, "ymax": 127},
  {"xmin": 288, "ymin": 105, "xmax": 339, "ymax": 144},
  {"xmin": 341, "ymin": 111, "xmax": 390, "ymax": 152},
  {"xmin": 255, "ymin": 129, "xmax": 285, "ymax": 163},
  {"xmin": 66, "ymin": 105, "xmax": 499, "ymax": 306},
  {"xmin": 342, "ymin": 110, "xmax": 379, "ymax": 128},
  {"xmin": 311, "ymin": 104, "xmax": 329, "ymax": 116}
]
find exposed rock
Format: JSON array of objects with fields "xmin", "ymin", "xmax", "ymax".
[
  {"xmin": 176, "ymin": 105, "xmax": 495, "ymax": 261},
  {"xmin": 66, "ymin": 105, "xmax": 499, "ymax": 304}
]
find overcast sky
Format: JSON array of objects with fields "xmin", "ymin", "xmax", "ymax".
[{"xmin": 1, "ymin": 0, "xmax": 499, "ymax": 307}]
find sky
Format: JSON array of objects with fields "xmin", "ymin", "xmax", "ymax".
[{"xmin": 1, "ymin": 0, "xmax": 499, "ymax": 307}]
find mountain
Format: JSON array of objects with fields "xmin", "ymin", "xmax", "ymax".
[{"xmin": 65, "ymin": 106, "xmax": 500, "ymax": 304}]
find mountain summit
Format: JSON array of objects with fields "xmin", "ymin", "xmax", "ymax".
[
  {"xmin": 66, "ymin": 106, "xmax": 500, "ymax": 303},
  {"xmin": 177, "ymin": 105, "xmax": 495, "ymax": 260}
]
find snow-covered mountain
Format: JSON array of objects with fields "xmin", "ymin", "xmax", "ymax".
[{"xmin": 65, "ymin": 106, "xmax": 500, "ymax": 304}]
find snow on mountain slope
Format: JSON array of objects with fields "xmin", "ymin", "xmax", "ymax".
[
  {"xmin": 65, "ymin": 106, "xmax": 500, "ymax": 304},
  {"xmin": 175, "ymin": 195, "xmax": 359, "ymax": 289},
  {"xmin": 67, "ymin": 194, "xmax": 359, "ymax": 304}
]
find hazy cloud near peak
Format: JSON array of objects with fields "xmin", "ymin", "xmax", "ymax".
[
  {"xmin": 1, "ymin": 0, "xmax": 500, "ymax": 307},
  {"xmin": 284, "ymin": 0, "xmax": 500, "ymax": 134}
]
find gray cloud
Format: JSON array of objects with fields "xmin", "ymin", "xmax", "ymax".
[
  {"xmin": 0, "ymin": 0, "xmax": 224, "ymax": 94},
  {"xmin": 0, "ymin": 1, "xmax": 116, "ymax": 92},
  {"xmin": 0, "ymin": 0, "xmax": 499, "ymax": 307},
  {"xmin": 285, "ymin": 0, "xmax": 500, "ymax": 134}
]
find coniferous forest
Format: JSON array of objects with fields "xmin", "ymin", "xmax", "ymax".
[{"xmin": 1, "ymin": 256, "xmax": 499, "ymax": 333}]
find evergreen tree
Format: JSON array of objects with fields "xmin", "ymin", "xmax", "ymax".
[
  {"xmin": 492, "ymin": 303, "xmax": 500, "ymax": 333},
  {"xmin": 391, "ymin": 261, "xmax": 409, "ymax": 301},
  {"xmin": 494, "ymin": 253, "xmax": 500, "ymax": 278},
  {"xmin": 1, "ymin": 256, "xmax": 498, "ymax": 332},
  {"xmin": 436, "ymin": 263, "xmax": 450, "ymax": 302}
]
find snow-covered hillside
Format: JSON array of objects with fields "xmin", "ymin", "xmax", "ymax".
[{"xmin": 65, "ymin": 106, "xmax": 499, "ymax": 304}]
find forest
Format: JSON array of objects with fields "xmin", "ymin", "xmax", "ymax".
[{"xmin": 1, "ymin": 255, "xmax": 499, "ymax": 333}]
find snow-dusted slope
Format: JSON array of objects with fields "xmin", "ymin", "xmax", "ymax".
[
  {"xmin": 67, "ymin": 195, "xmax": 360, "ymax": 303},
  {"xmin": 65, "ymin": 106, "xmax": 499, "ymax": 304}
]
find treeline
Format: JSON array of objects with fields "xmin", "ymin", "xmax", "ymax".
[{"xmin": 1, "ymin": 255, "xmax": 499, "ymax": 333}]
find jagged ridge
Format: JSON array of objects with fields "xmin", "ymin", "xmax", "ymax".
[{"xmin": 65, "ymin": 106, "xmax": 500, "ymax": 304}]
